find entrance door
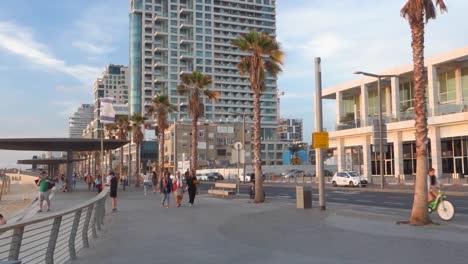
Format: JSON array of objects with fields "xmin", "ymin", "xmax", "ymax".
[
  {"xmin": 454, "ymin": 157, "xmax": 464, "ymax": 176},
  {"xmin": 385, "ymin": 160, "xmax": 393, "ymax": 176}
]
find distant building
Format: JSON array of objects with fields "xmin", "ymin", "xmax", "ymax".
[
  {"xmin": 69, "ymin": 104, "xmax": 94, "ymax": 138},
  {"xmin": 83, "ymin": 64, "xmax": 130, "ymax": 139},
  {"xmin": 278, "ymin": 118, "xmax": 303, "ymax": 142}
]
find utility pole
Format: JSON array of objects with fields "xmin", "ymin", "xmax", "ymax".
[{"xmin": 315, "ymin": 57, "xmax": 326, "ymax": 210}]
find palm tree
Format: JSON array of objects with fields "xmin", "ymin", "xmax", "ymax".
[
  {"xmin": 130, "ymin": 113, "xmax": 147, "ymax": 187},
  {"xmin": 115, "ymin": 116, "xmax": 131, "ymax": 179},
  {"xmin": 147, "ymin": 95, "xmax": 175, "ymax": 186},
  {"xmin": 232, "ymin": 31, "xmax": 284, "ymax": 203},
  {"xmin": 401, "ymin": 0, "xmax": 447, "ymax": 225},
  {"xmin": 177, "ymin": 71, "xmax": 219, "ymax": 175},
  {"xmin": 105, "ymin": 123, "xmax": 117, "ymax": 173}
]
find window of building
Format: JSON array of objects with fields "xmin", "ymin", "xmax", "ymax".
[
  {"xmin": 438, "ymin": 70, "xmax": 456, "ymax": 104},
  {"xmin": 462, "ymin": 67, "xmax": 468, "ymax": 101},
  {"xmin": 367, "ymin": 88, "xmax": 386, "ymax": 116},
  {"xmin": 341, "ymin": 95, "xmax": 359, "ymax": 122},
  {"xmin": 399, "ymin": 80, "xmax": 415, "ymax": 111}
]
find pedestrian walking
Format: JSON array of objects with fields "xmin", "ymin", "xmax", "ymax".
[
  {"xmin": 173, "ymin": 171, "xmax": 185, "ymax": 207},
  {"xmin": 85, "ymin": 172, "xmax": 92, "ymax": 191},
  {"xmin": 72, "ymin": 172, "xmax": 77, "ymax": 190},
  {"xmin": 0, "ymin": 214, "xmax": 6, "ymax": 225},
  {"xmin": 121, "ymin": 175, "xmax": 127, "ymax": 191},
  {"xmin": 105, "ymin": 171, "xmax": 118, "ymax": 212},
  {"xmin": 36, "ymin": 171, "xmax": 51, "ymax": 212},
  {"xmin": 160, "ymin": 172, "xmax": 172, "ymax": 208},
  {"xmin": 143, "ymin": 173, "xmax": 151, "ymax": 195},
  {"xmin": 186, "ymin": 170, "xmax": 198, "ymax": 206},
  {"xmin": 151, "ymin": 171, "xmax": 158, "ymax": 193},
  {"xmin": 95, "ymin": 175, "xmax": 103, "ymax": 193}
]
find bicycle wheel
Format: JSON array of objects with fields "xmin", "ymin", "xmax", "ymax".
[{"xmin": 437, "ymin": 200, "xmax": 455, "ymax": 221}]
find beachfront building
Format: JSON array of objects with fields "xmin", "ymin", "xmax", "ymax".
[
  {"xmin": 322, "ymin": 47, "xmax": 468, "ymax": 181},
  {"xmin": 69, "ymin": 104, "xmax": 94, "ymax": 138},
  {"xmin": 129, "ymin": 0, "xmax": 279, "ymax": 141},
  {"xmin": 278, "ymin": 118, "xmax": 303, "ymax": 142}
]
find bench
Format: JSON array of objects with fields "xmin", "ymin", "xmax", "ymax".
[{"xmin": 208, "ymin": 182, "xmax": 237, "ymax": 198}]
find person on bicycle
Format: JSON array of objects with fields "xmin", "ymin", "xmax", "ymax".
[{"xmin": 427, "ymin": 168, "xmax": 439, "ymax": 202}]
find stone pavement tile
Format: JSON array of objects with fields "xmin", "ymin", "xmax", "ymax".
[{"xmin": 72, "ymin": 187, "xmax": 468, "ymax": 264}]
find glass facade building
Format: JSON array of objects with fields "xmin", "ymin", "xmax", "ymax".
[{"xmin": 129, "ymin": 0, "xmax": 279, "ymax": 138}]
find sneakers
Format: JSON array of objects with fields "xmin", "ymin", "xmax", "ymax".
[
  {"xmin": 37, "ymin": 209, "xmax": 42, "ymax": 213},
  {"xmin": 112, "ymin": 208, "xmax": 118, "ymax": 212}
]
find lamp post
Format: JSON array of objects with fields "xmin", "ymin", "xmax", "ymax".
[
  {"xmin": 354, "ymin": 71, "xmax": 398, "ymax": 189},
  {"xmin": 230, "ymin": 112, "xmax": 247, "ymax": 184}
]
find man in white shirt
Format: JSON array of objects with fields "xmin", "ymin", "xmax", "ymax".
[{"xmin": 143, "ymin": 173, "xmax": 151, "ymax": 195}]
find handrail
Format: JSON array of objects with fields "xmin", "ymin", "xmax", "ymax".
[{"xmin": 0, "ymin": 187, "xmax": 109, "ymax": 264}]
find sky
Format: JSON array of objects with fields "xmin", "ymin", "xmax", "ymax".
[{"xmin": 0, "ymin": 0, "xmax": 467, "ymax": 167}]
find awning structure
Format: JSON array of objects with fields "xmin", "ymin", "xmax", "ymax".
[
  {"xmin": 17, "ymin": 158, "xmax": 85, "ymax": 165},
  {"xmin": 0, "ymin": 138, "xmax": 128, "ymax": 151},
  {"xmin": 0, "ymin": 138, "xmax": 128, "ymax": 192}
]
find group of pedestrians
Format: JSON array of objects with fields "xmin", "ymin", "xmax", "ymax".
[{"xmin": 159, "ymin": 169, "xmax": 199, "ymax": 208}]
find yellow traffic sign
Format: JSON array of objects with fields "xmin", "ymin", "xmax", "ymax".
[{"xmin": 312, "ymin": 132, "xmax": 329, "ymax": 149}]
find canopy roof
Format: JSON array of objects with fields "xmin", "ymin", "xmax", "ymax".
[
  {"xmin": 0, "ymin": 138, "xmax": 128, "ymax": 152},
  {"xmin": 17, "ymin": 158, "xmax": 85, "ymax": 165}
]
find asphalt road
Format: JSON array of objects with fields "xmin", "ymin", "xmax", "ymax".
[{"xmin": 198, "ymin": 183, "xmax": 468, "ymax": 215}]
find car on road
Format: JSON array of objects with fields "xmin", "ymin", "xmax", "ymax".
[
  {"xmin": 282, "ymin": 169, "xmax": 305, "ymax": 179},
  {"xmin": 197, "ymin": 173, "xmax": 217, "ymax": 182},
  {"xmin": 312, "ymin": 170, "xmax": 334, "ymax": 177},
  {"xmin": 331, "ymin": 171, "xmax": 368, "ymax": 187},
  {"xmin": 207, "ymin": 172, "xmax": 224, "ymax": 181},
  {"xmin": 239, "ymin": 172, "xmax": 265, "ymax": 183}
]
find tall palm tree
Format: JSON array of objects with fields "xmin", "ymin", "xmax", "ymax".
[
  {"xmin": 177, "ymin": 71, "xmax": 219, "ymax": 175},
  {"xmin": 232, "ymin": 31, "xmax": 284, "ymax": 203},
  {"xmin": 130, "ymin": 113, "xmax": 147, "ymax": 187},
  {"xmin": 115, "ymin": 116, "xmax": 131, "ymax": 179},
  {"xmin": 105, "ymin": 123, "xmax": 117, "ymax": 174},
  {"xmin": 401, "ymin": 0, "xmax": 447, "ymax": 226},
  {"xmin": 147, "ymin": 95, "xmax": 175, "ymax": 186}
]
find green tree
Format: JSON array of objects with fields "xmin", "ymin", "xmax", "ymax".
[
  {"xmin": 130, "ymin": 113, "xmax": 148, "ymax": 187},
  {"xmin": 147, "ymin": 95, "xmax": 175, "ymax": 185},
  {"xmin": 177, "ymin": 71, "xmax": 219, "ymax": 174},
  {"xmin": 401, "ymin": 0, "xmax": 447, "ymax": 225},
  {"xmin": 232, "ymin": 31, "xmax": 284, "ymax": 203}
]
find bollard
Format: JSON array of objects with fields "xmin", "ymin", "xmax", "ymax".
[{"xmin": 296, "ymin": 186, "xmax": 312, "ymax": 209}]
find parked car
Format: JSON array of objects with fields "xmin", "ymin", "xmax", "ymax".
[
  {"xmin": 312, "ymin": 170, "xmax": 334, "ymax": 177},
  {"xmin": 331, "ymin": 171, "xmax": 368, "ymax": 187},
  {"xmin": 239, "ymin": 172, "xmax": 265, "ymax": 183},
  {"xmin": 282, "ymin": 169, "xmax": 305, "ymax": 179},
  {"xmin": 207, "ymin": 172, "xmax": 224, "ymax": 181},
  {"xmin": 198, "ymin": 173, "xmax": 217, "ymax": 182}
]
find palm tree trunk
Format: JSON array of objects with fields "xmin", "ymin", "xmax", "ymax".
[
  {"xmin": 158, "ymin": 132, "xmax": 165, "ymax": 190},
  {"xmin": 409, "ymin": 19, "xmax": 431, "ymax": 225},
  {"xmin": 135, "ymin": 143, "xmax": 141, "ymax": 187},
  {"xmin": 191, "ymin": 116, "xmax": 198, "ymax": 174},
  {"xmin": 253, "ymin": 90, "xmax": 264, "ymax": 203}
]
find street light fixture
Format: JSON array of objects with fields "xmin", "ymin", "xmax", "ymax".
[
  {"xmin": 354, "ymin": 71, "xmax": 398, "ymax": 189},
  {"xmin": 230, "ymin": 111, "xmax": 247, "ymax": 184}
]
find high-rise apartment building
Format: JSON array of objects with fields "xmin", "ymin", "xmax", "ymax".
[
  {"xmin": 83, "ymin": 65, "xmax": 130, "ymax": 139},
  {"xmin": 69, "ymin": 104, "xmax": 94, "ymax": 138},
  {"xmin": 278, "ymin": 118, "xmax": 303, "ymax": 142},
  {"xmin": 129, "ymin": 0, "xmax": 279, "ymax": 140}
]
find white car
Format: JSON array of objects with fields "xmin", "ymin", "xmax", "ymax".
[{"xmin": 331, "ymin": 171, "xmax": 368, "ymax": 187}]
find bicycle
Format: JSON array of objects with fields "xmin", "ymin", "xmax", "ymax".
[{"xmin": 428, "ymin": 190, "xmax": 455, "ymax": 221}]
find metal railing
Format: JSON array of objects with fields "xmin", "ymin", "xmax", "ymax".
[{"xmin": 0, "ymin": 188, "xmax": 108, "ymax": 264}]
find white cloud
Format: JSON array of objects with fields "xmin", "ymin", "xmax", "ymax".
[
  {"xmin": 72, "ymin": 41, "xmax": 113, "ymax": 55},
  {"xmin": 0, "ymin": 21, "xmax": 101, "ymax": 84}
]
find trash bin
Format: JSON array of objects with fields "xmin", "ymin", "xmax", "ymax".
[{"xmin": 296, "ymin": 186, "xmax": 312, "ymax": 209}]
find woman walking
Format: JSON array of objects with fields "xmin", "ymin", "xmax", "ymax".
[
  {"xmin": 186, "ymin": 170, "xmax": 198, "ymax": 206},
  {"xmin": 160, "ymin": 172, "xmax": 172, "ymax": 208},
  {"xmin": 173, "ymin": 171, "xmax": 185, "ymax": 207},
  {"xmin": 143, "ymin": 172, "xmax": 151, "ymax": 195},
  {"xmin": 151, "ymin": 171, "xmax": 158, "ymax": 193}
]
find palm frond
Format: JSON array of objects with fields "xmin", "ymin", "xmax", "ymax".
[{"xmin": 203, "ymin": 89, "xmax": 220, "ymax": 100}]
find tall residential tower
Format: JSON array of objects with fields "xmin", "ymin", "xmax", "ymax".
[{"xmin": 129, "ymin": 0, "xmax": 279, "ymax": 139}]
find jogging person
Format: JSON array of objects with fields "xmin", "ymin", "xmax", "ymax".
[{"xmin": 36, "ymin": 171, "xmax": 51, "ymax": 212}]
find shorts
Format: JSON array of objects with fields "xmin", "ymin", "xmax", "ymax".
[
  {"xmin": 110, "ymin": 189, "xmax": 117, "ymax": 198},
  {"xmin": 39, "ymin": 192, "xmax": 49, "ymax": 202}
]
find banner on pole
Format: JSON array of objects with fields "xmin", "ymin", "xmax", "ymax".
[{"xmin": 100, "ymin": 97, "xmax": 115, "ymax": 123}]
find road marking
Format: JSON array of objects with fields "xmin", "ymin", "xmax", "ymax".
[
  {"xmin": 383, "ymin": 201, "xmax": 404, "ymax": 205},
  {"xmin": 277, "ymin": 195, "xmax": 291, "ymax": 198},
  {"xmin": 355, "ymin": 199, "xmax": 372, "ymax": 203},
  {"xmin": 331, "ymin": 198, "xmax": 348, "ymax": 201},
  {"xmin": 332, "ymin": 191, "xmax": 361, "ymax": 195}
]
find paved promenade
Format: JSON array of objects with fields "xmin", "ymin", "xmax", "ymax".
[{"xmin": 73, "ymin": 187, "xmax": 468, "ymax": 264}]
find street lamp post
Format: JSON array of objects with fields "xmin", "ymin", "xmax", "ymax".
[
  {"xmin": 230, "ymin": 112, "xmax": 246, "ymax": 184},
  {"xmin": 354, "ymin": 71, "xmax": 398, "ymax": 189}
]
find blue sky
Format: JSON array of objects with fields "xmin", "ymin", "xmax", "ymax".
[{"xmin": 0, "ymin": 0, "xmax": 467, "ymax": 167}]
